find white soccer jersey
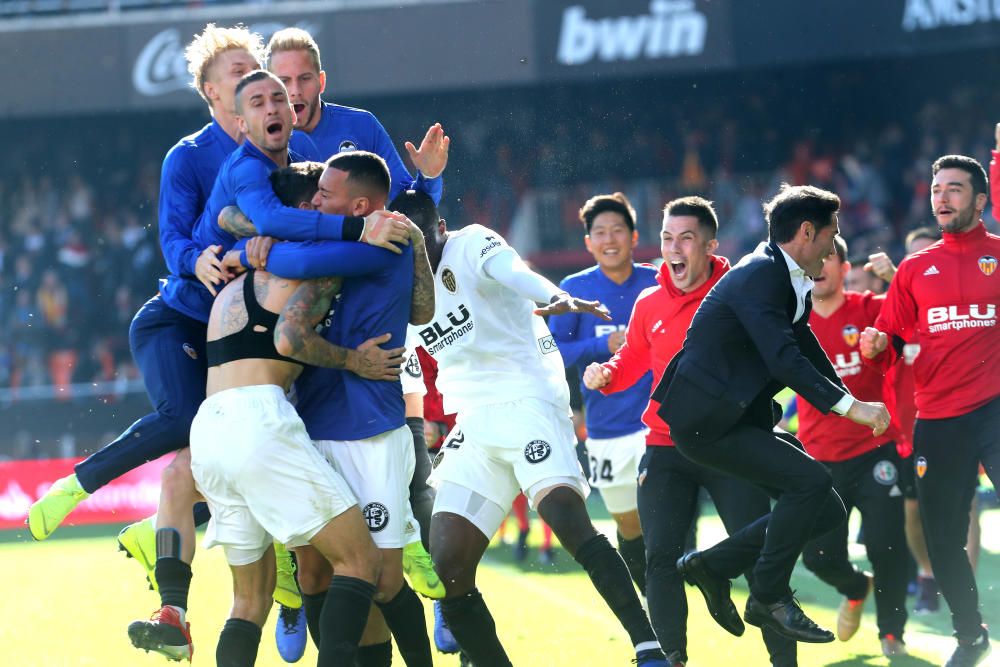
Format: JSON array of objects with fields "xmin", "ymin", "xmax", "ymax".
[
  {"xmin": 415, "ymin": 224, "xmax": 570, "ymax": 414},
  {"xmin": 401, "ymin": 328, "xmax": 426, "ymax": 397}
]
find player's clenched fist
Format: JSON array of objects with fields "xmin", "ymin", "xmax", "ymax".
[
  {"xmin": 583, "ymin": 362, "xmax": 612, "ymax": 390},
  {"xmin": 859, "ymin": 326, "xmax": 888, "ymax": 359},
  {"xmin": 863, "ymin": 252, "xmax": 896, "ymax": 282},
  {"xmin": 845, "ymin": 399, "xmax": 892, "ymax": 437}
]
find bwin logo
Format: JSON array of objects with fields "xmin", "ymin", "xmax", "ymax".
[{"xmin": 557, "ymin": 0, "xmax": 707, "ymax": 67}]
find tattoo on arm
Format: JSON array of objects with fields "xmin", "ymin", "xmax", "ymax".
[
  {"xmin": 219, "ymin": 278, "xmax": 249, "ymax": 336},
  {"xmin": 275, "ymin": 277, "xmax": 350, "ymax": 367},
  {"xmin": 218, "ymin": 206, "xmax": 259, "ymax": 239},
  {"xmin": 410, "ymin": 238, "xmax": 436, "ymax": 325}
]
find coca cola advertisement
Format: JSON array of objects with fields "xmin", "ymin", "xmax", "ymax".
[{"xmin": 0, "ymin": 457, "xmax": 167, "ymax": 530}]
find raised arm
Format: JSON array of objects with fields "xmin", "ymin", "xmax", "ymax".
[
  {"xmin": 274, "ymin": 277, "xmax": 404, "ymax": 380},
  {"xmin": 371, "ymin": 117, "xmax": 446, "ymax": 204},
  {"xmin": 992, "ymin": 123, "xmax": 1000, "ymax": 222}
]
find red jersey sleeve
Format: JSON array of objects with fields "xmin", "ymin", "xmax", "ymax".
[
  {"xmin": 870, "ymin": 263, "xmax": 918, "ymax": 370},
  {"xmin": 601, "ymin": 291, "xmax": 652, "ymax": 394},
  {"xmin": 991, "ymin": 150, "xmax": 1000, "ymax": 222},
  {"xmin": 862, "ymin": 291, "xmax": 886, "ymax": 322}
]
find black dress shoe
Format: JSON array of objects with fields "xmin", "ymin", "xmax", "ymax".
[
  {"xmin": 676, "ymin": 552, "xmax": 744, "ymax": 637},
  {"xmin": 944, "ymin": 628, "xmax": 991, "ymax": 667},
  {"xmin": 744, "ymin": 595, "xmax": 834, "ymax": 644}
]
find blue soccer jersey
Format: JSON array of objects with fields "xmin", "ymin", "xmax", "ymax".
[
  {"xmin": 300, "ymin": 102, "xmax": 442, "ymax": 204},
  {"xmin": 548, "ymin": 264, "xmax": 657, "ymax": 439},
  {"xmin": 290, "ymin": 243, "xmax": 415, "ymax": 441}
]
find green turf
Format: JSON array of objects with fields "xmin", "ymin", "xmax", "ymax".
[{"xmin": 3, "ymin": 507, "xmax": 998, "ymax": 666}]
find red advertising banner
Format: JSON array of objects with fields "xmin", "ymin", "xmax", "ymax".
[{"xmin": 0, "ymin": 457, "xmax": 167, "ymax": 530}]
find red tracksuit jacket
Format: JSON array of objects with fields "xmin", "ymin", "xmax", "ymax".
[
  {"xmin": 796, "ymin": 291, "xmax": 901, "ymax": 462},
  {"xmin": 869, "ymin": 223, "xmax": 1000, "ymax": 420},
  {"xmin": 600, "ymin": 255, "xmax": 730, "ymax": 446}
]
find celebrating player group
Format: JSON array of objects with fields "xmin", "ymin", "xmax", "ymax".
[{"xmin": 23, "ymin": 19, "xmax": 1000, "ymax": 667}]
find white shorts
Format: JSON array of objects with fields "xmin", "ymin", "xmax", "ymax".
[
  {"xmin": 190, "ymin": 385, "xmax": 356, "ymax": 566},
  {"xmin": 585, "ymin": 429, "xmax": 647, "ymax": 514},
  {"xmin": 314, "ymin": 425, "xmax": 417, "ymax": 549},
  {"xmin": 429, "ymin": 397, "xmax": 589, "ymax": 537}
]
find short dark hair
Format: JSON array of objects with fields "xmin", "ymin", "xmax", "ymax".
[
  {"xmin": 905, "ymin": 225, "xmax": 940, "ymax": 251},
  {"xmin": 234, "ymin": 69, "xmax": 284, "ymax": 114},
  {"xmin": 764, "ymin": 184, "xmax": 841, "ymax": 244},
  {"xmin": 663, "ymin": 195, "xmax": 719, "ymax": 239},
  {"xmin": 579, "ymin": 192, "xmax": 636, "ymax": 233},
  {"xmin": 269, "ymin": 161, "xmax": 324, "ymax": 207},
  {"xmin": 390, "ymin": 190, "xmax": 439, "ymax": 237},
  {"xmin": 326, "ymin": 151, "xmax": 390, "ymax": 199},
  {"xmin": 832, "ymin": 235, "xmax": 848, "ymax": 263},
  {"xmin": 931, "ymin": 154, "xmax": 988, "ymax": 197}
]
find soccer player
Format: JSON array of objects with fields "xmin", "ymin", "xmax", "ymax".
[
  {"xmin": 548, "ymin": 192, "xmax": 657, "ymax": 595},
  {"xmin": 132, "ymin": 227, "xmax": 407, "ymax": 666},
  {"xmin": 797, "ymin": 235, "xmax": 909, "ymax": 657},
  {"xmin": 265, "ymin": 27, "xmax": 447, "ymax": 203},
  {"xmin": 247, "ymin": 162, "xmax": 442, "ymax": 665},
  {"xmin": 877, "ymin": 226, "xmax": 943, "ymax": 614},
  {"xmin": 584, "ymin": 197, "xmax": 796, "ymax": 667},
  {"xmin": 218, "ymin": 156, "xmax": 437, "ymax": 667},
  {"xmin": 407, "ymin": 195, "xmax": 668, "ymax": 666},
  {"xmin": 861, "ymin": 155, "xmax": 1000, "ymax": 667},
  {"xmin": 654, "ymin": 185, "xmax": 889, "ymax": 644},
  {"xmin": 25, "ymin": 23, "xmax": 262, "ymax": 541},
  {"xmin": 124, "ymin": 71, "xmax": 409, "ymax": 660},
  {"xmin": 25, "ymin": 27, "xmax": 307, "ymax": 615},
  {"xmin": 206, "ymin": 70, "xmax": 446, "ymax": 596}
]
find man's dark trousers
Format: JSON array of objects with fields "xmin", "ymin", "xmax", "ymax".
[
  {"xmin": 639, "ymin": 445, "xmax": 797, "ymax": 665},
  {"xmin": 672, "ymin": 422, "xmax": 847, "ymax": 604}
]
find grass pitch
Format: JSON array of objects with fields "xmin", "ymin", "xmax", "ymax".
[{"xmin": 3, "ymin": 504, "xmax": 998, "ymax": 666}]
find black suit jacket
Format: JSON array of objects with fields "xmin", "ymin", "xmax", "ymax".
[{"xmin": 652, "ymin": 241, "xmax": 847, "ymax": 443}]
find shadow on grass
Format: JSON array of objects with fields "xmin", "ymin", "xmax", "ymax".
[
  {"xmin": 483, "ymin": 539, "xmax": 580, "ymax": 575},
  {"xmin": 0, "ymin": 522, "xmax": 133, "ymax": 545},
  {"xmin": 824, "ymin": 655, "xmax": 937, "ymax": 667}
]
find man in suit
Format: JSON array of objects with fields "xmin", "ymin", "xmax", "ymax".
[{"xmin": 652, "ymin": 184, "xmax": 890, "ymax": 644}]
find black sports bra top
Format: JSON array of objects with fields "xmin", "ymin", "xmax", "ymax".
[{"xmin": 206, "ymin": 270, "xmax": 304, "ymax": 367}]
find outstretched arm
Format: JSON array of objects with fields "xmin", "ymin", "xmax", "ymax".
[{"xmin": 274, "ymin": 277, "xmax": 404, "ymax": 380}]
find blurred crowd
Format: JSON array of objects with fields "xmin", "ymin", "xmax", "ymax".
[{"xmin": 4, "ymin": 58, "xmax": 999, "ymax": 392}]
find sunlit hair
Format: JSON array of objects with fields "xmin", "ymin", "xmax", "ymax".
[
  {"xmin": 266, "ymin": 28, "xmax": 322, "ymax": 73},
  {"xmin": 185, "ymin": 23, "xmax": 264, "ymax": 105},
  {"xmin": 664, "ymin": 195, "xmax": 718, "ymax": 239},
  {"xmin": 579, "ymin": 192, "xmax": 636, "ymax": 233}
]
